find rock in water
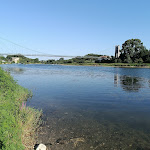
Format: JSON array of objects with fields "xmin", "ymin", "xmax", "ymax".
[{"xmin": 36, "ymin": 144, "xmax": 46, "ymax": 150}]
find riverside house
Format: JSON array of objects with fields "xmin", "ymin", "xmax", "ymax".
[{"xmin": 12, "ymin": 57, "xmax": 20, "ymax": 63}]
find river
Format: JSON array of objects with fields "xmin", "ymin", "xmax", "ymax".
[{"xmin": 1, "ymin": 64, "xmax": 150, "ymax": 150}]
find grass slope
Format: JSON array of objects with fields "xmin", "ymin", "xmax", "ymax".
[{"xmin": 0, "ymin": 67, "xmax": 41, "ymax": 150}]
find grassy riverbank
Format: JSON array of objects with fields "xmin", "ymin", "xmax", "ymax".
[
  {"xmin": 0, "ymin": 67, "xmax": 42, "ymax": 150},
  {"xmin": 60, "ymin": 62, "xmax": 150, "ymax": 68}
]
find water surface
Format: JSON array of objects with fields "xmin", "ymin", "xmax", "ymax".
[{"xmin": 1, "ymin": 64, "xmax": 150, "ymax": 150}]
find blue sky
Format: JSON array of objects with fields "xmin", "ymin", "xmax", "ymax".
[{"xmin": 0, "ymin": 0, "xmax": 150, "ymax": 57}]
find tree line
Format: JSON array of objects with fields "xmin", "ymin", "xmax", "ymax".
[
  {"xmin": 45, "ymin": 39, "xmax": 150, "ymax": 64},
  {"xmin": 0, "ymin": 39, "xmax": 149, "ymax": 64},
  {"xmin": 0, "ymin": 54, "xmax": 40, "ymax": 64}
]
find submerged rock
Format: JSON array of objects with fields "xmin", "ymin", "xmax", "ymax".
[{"xmin": 36, "ymin": 144, "xmax": 47, "ymax": 150}]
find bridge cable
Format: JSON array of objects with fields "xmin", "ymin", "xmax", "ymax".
[{"xmin": 0, "ymin": 36, "xmax": 48, "ymax": 55}]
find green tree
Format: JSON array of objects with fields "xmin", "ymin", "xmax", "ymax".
[
  {"xmin": 120, "ymin": 39, "xmax": 147, "ymax": 63},
  {"xmin": 34, "ymin": 58, "xmax": 39, "ymax": 63},
  {"xmin": 138, "ymin": 49, "xmax": 149, "ymax": 62},
  {"xmin": 124, "ymin": 55, "xmax": 132, "ymax": 63},
  {"xmin": 46, "ymin": 59, "xmax": 55, "ymax": 64},
  {"xmin": 0, "ymin": 55, "xmax": 6, "ymax": 61}
]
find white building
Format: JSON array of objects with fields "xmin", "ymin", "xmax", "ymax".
[
  {"xmin": 12, "ymin": 57, "xmax": 20, "ymax": 63},
  {"xmin": 115, "ymin": 45, "xmax": 120, "ymax": 58}
]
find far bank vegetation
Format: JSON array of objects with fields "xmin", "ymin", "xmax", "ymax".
[{"xmin": 0, "ymin": 39, "xmax": 150, "ymax": 66}]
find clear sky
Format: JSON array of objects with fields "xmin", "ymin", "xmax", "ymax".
[{"xmin": 0, "ymin": 0, "xmax": 150, "ymax": 57}]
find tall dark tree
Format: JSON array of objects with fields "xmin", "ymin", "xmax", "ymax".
[{"xmin": 120, "ymin": 39, "xmax": 148, "ymax": 63}]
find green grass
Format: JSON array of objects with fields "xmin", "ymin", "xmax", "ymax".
[
  {"xmin": 99, "ymin": 63, "xmax": 150, "ymax": 67},
  {"xmin": 61, "ymin": 62, "xmax": 150, "ymax": 67},
  {"xmin": 0, "ymin": 67, "xmax": 41, "ymax": 150}
]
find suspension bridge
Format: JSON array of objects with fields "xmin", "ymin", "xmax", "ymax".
[
  {"xmin": 0, "ymin": 36, "xmax": 113, "ymax": 59},
  {"xmin": 0, "ymin": 53, "xmax": 81, "ymax": 58}
]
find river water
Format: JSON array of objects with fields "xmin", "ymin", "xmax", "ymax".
[{"xmin": 1, "ymin": 64, "xmax": 150, "ymax": 150}]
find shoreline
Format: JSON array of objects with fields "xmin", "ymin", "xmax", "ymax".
[
  {"xmin": 59, "ymin": 63, "xmax": 150, "ymax": 68},
  {"xmin": 1, "ymin": 63, "xmax": 150, "ymax": 68},
  {"xmin": 0, "ymin": 67, "xmax": 42, "ymax": 150}
]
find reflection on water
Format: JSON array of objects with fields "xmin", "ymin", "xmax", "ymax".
[
  {"xmin": 120, "ymin": 76, "xmax": 143, "ymax": 92},
  {"xmin": 1, "ymin": 64, "xmax": 150, "ymax": 150},
  {"xmin": 6, "ymin": 67, "xmax": 25, "ymax": 74},
  {"xmin": 114, "ymin": 74, "xmax": 119, "ymax": 87},
  {"xmin": 114, "ymin": 74, "xmax": 144, "ymax": 92}
]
